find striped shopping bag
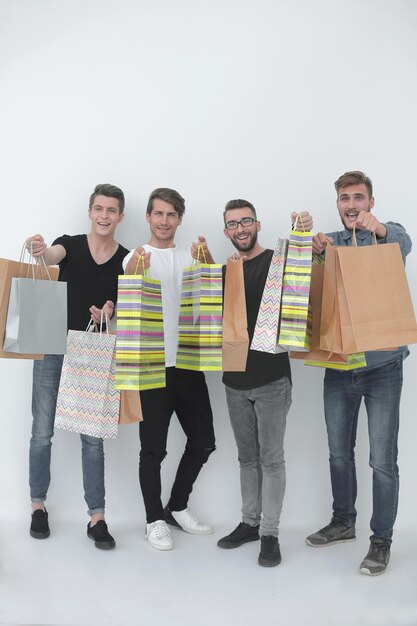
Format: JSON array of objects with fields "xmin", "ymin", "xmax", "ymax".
[
  {"xmin": 277, "ymin": 220, "xmax": 313, "ymax": 351},
  {"xmin": 115, "ymin": 272, "xmax": 165, "ymax": 390},
  {"xmin": 176, "ymin": 259, "xmax": 223, "ymax": 371},
  {"xmin": 55, "ymin": 326, "xmax": 120, "ymax": 439},
  {"xmin": 304, "ymin": 352, "xmax": 367, "ymax": 370}
]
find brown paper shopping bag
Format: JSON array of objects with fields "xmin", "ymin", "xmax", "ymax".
[
  {"xmin": 319, "ymin": 245, "xmax": 344, "ymax": 354},
  {"xmin": 0, "ymin": 258, "xmax": 59, "ymax": 360},
  {"xmin": 292, "ymin": 261, "xmax": 347, "ymax": 363},
  {"xmin": 119, "ymin": 390, "xmax": 143, "ymax": 424},
  {"xmin": 222, "ymin": 257, "xmax": 249, "ymax": 372},
  {"xmin": 335, "ymin": 239, "xmax": 417, "ymax": 352}
]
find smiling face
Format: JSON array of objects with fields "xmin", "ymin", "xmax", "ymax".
[
  {"xmin": 336, "ymin": 183, "xmax": 375, "ymax": 230},
  {"xmin": 223, "ymin": 206, "xmax": 261, "ymax": 254},
  {"xmin": 146, "ymin": 198, "xmax": 182, "ymax": 248},
  {"xmin": 88, "ymin": 194, "xmax": 124, "ymax": 237}
]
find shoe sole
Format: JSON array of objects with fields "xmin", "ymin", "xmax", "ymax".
[
  {"xmin": 87, "ymin": 533, "xmax": 116, "ymax": 550},
  {"xmin": 305, "ymin": 537, "xmax": 356, "ymax": 548},
  {"xmin": 258, "ymin": 558, "xmax": 282, "ymax": 567},
  {"xmin": 146, "ymin": 539, "xmax": 173, "ymax": 551},
  {"xmin": 217, "ymin": 536, "xmax": 260, "ymax": 549},
  {"xmin": 30, "ymin": 530, "xmax": 50, "ymax": 539},
  {"xmin": 177, "ymin": 527, "xmax": 213, "ymax": 535},
  {"xmin": 360, "ymin": 566, "xmax": 386, "ymax": 576},
  {"xmin": 165, "ymin": 518, "xmax": 212, "ymax": 535}
]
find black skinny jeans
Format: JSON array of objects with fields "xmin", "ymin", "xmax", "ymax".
[{"xmin": 139, "ymin": 367, "xmax": 215, "ymax": 523}]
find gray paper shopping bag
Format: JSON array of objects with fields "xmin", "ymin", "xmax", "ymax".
[
  {"xmin": 4, "ymin": 277, "xmax": 67, "ymax": 354},
  {"xmin": 0, "ymin": 257, "xmax": 59, "ymax": 359}
]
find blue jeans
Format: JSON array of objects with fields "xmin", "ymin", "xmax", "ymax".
[
  {"xmin": 324, "ymin": 357, "xmax": 403, "ymax": 543},
  {"xmin": 225, "ymin": 377, "xmax": 292, "ymax": 538},
  {"xmin": 30, "ymin": 354, "xmax": 106, "ymax": 515}
]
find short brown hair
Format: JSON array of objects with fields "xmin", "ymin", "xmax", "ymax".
[
  {"xmin": 146, "ymin": 188, "xmax": 185, "ymax": 217},
  {"xmin": 335, "ymin": 171, "xmax": 373, "ymax": 198},
  {"xmin": 89, "ymin": 183, "xmax": 125, "ymax": 213},
  {"xmin": 223, "ymin": 199, "xmax": 257, "ymax": 222}
]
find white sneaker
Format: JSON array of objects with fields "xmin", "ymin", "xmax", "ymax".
[
  {"xmin": 171, "ymin": 508, "xmax": 213, "ymax": 535},
  {"xmin": 146, "ymin": 520, "xmax": 173, "ymax": 551}
]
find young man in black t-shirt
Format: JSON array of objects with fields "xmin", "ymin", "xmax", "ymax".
[
  {"xmin": 25, "ymin": 184, "xmax": 128, "ymax": 549},
  {"xmin": 216, "ymin": 199, "xmax": 312, "ymax": 567}
]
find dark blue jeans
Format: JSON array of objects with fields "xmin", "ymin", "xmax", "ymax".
[{"xmin": 324, "ymin": 356, "xmax": 403, "ymax": 543}]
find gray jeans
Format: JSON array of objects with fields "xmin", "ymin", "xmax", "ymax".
[{"xmin": 225, "ymin": 377, "xmax": 292, "ymax": 537}]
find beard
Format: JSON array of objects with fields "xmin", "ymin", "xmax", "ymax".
[{"xmin": 229, "ymin": 229, "xmax": 258, "ymax": 253}]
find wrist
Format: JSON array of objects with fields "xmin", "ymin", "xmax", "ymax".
[{"xmin": 376, "ymin": 223, "xmax": 387, "ymax": 239}]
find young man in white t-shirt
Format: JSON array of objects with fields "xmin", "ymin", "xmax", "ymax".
[{"xmin": 124, "ymin": 188, "xmax": 215, "ymax": 551}]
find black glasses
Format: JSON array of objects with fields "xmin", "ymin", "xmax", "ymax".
[{"xmin": 224, "ymin": 217, "xmax": 257, "ymax": 230}]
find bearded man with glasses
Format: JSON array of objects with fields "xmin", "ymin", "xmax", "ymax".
[{"xmin": 210, "ymin": 199, "xmax": 312, "ymax": 566}]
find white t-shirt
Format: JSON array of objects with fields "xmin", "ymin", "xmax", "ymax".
[{"xmin": 123, "ymin": 244, "xmax": 193, "ymax": 367}]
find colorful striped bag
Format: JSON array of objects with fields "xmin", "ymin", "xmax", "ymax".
[
  {"xmin": 115, "ymin": 262, "xmax": 165, "ymax": 390},
  {"xmin": 304, "ymin": 352, "xmax": 367, "ymax": 370},
  {"xmin": 277, "ymin": 217, "xmax": 313, "ymax": 351},
  {"xmin": 176, "ymin": 248, "xmax": 223, "ymax": 371},
  {"xmin": 55, "ymin": 319, "xmax": 120, "ymax": 439}
]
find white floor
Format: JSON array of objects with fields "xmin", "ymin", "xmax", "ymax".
[{"xmin": 1, "ymin": 519, "xmax": 416, "ymax": 626}]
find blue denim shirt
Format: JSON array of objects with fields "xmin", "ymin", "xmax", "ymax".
[{"xmin": 325, "ymin": 222, "xmax": 412, "ymax": 371}]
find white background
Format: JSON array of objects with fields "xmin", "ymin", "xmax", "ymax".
[{"xmin": 0, "ymin": 0, "xmax": 416, "ymax": 601}]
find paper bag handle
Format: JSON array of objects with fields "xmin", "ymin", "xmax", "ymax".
[
  {"xmin": 194, "ymin": 243, "xmax": 207, "ymax": 265},
  {"xmin": 134, "ymin": 254, "xmax": 147, "ymax": 276},
  {"xmin": 86, "ymin": 310, "xmax": 110, "ymax": 335},
  {"xmin": 292, "ymin": 213, "xmax": 308, "ymax": 232},
  {"xmin": 351, "ymin": 226, "xmax": 377, "ymax": 247},
  {"xmin": 19, "ymin": 242, "xmax": 53, "ymax": 281}
]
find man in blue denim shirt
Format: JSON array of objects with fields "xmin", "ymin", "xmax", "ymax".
[{"xmin": 305, "ymin": 171, "xmax": 412, "ymax": 576}]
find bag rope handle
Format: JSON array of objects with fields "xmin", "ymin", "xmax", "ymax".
[
  {"xmin": 20, "ymin": 242, "xmax": 52, "ymax": 281},
  {"xmin": 195, "ymin": 242, "xmax": 207, "ymax": 265},
  {"xmin": 86, "ymin": 310, "xmax": 109, "ymax": 335},
  {"xmin": 134, "ymin": 253, "xmax": 147, "ymax": 276},
  {"xmin": 352, "ymin": 225, "xmax": 377, "ymax": 247}
]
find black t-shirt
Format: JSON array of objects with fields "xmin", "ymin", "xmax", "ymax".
[
  {"xmin": 53, "ymin": 234, "xmax": 129, "ymax": 331},
  {"xmin": 222, "ymin": 249, "xmax": 291, "ymax": 390}
]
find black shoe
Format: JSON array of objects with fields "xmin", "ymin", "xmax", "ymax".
[
  {"xmin": 30, "ymin": 509, "xmax": 50, "ymax": 539},
  {"xmin": 258, "ymin": 535, "xmax": 281, "ymax": 567},
  {"xmin": 217, "ymin": 522, "xmax": 260, "ymax": 549},
  {"xmin": 87, "ymin": 521, "xmax": 116, "ymax": 550}
]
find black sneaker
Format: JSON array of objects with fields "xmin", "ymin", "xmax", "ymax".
[
  {"xmin": 360, "ymin": 539, "xmax": 391, "ymax": 576},
  {"xmin": 30, "ymin": 509, "xmax": 50, "ymax": 539},
  {"xmin": 305, "ymin": 517, "xmax": 356, "ymax": 547},
  {"xmin": 87, "ymin": 521, "xmax": 116, "ymax": 550},
  {"xmin": 217, "ymin": 522, "xmax": 260, "ymax": 549},
  {"xmin": 258, "ymin": 535, "xmax": 281, "ymax": 567}
]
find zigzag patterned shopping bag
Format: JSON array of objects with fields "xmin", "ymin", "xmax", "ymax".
[
  {"xmin": 115, "ymin": 273, "xmax": 165, "ymax": 390},
  {"xmin": 251, "ymin": 238, "xmax": 288, "ymax": 353},
  {"xmin": 176, "ymin": 260, "xmax": 223, "ymax": 371},
  {"xmin": 55, "ymin": 328, "xmax": 120, "ymax": 439},
  {"xmin": 278, "ymin": 222, "xmax": 313, "ymax": 351}
]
